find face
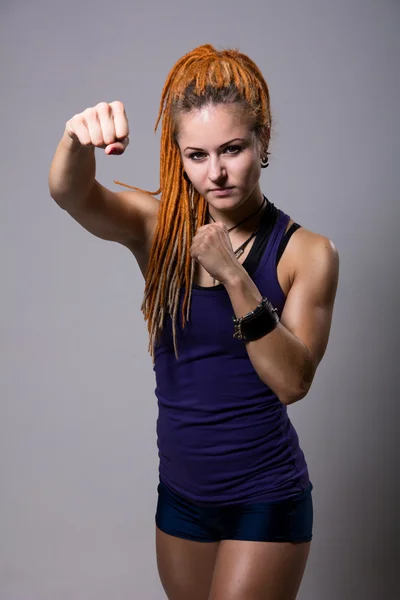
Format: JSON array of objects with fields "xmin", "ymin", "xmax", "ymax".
[{"xmin": 176, "ymin": 104, "xmax": 263, "ymax": 216}]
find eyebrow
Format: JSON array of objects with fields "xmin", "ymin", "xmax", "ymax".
[{"xmin": 183, "ymin": 138, "xmax": 246, "ymax": 152}]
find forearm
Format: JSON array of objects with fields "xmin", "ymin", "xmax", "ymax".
[
  {"xmin": 48, "ymin": 129, "xmax": 96, "ymax": 210},
  {"xmin": 223, "ymin": 266, "xmax": 314, "ymax": 405}
]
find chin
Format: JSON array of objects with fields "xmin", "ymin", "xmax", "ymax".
[
  {"xmin": 207, "ymin": 198, "xmax": 239, "ymax": 211},
  {"xmin": 213, "ymin": 192, "xmax": 248, "ymax": 206}
]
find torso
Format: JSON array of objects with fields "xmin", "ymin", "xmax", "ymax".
[
  {"xmin": 191, "ymin": 218, "xmax": 296, "ymax": 295},
  {"xmin": 128, "ymin": 208, "xmax": 298, "ymax": 299}
]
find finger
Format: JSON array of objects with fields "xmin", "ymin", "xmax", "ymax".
[
  {"xmin": 96, "ymin": 101, "xmax": 117, "ymax": 146},
  {"xmin": 105, "ymin": 139, "xmax": 129, "ymax": 155},
  {"xmin": 83, "ymin": 107, "xmax": 104, "ymax": 147},
  {"xmin": 196, "ymin": 224, "xmax": 213, "ymax": 232},
  {"xmin": 110, "ymin": 100, "xmax": 129, "ymax": 140},
  {"xmin": 67, "ymin": 115, "xmax": 92, "ymax": 146},
  {"xmin": 213, "ymin": 221, "xmax": 226, "ymax": 228}
]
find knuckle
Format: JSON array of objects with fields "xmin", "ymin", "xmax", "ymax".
[
  {"xmin": 96, "ymin": 101, "xmax": 109, "ymax": 109},
  {"xmin": 95, "ymin": 101, "xmax": 111, "ymax": 115},
  {"xmin": 83, "ymin": 106, "xmax": 97, "ymax": 120},
  {"xmin": 110, "ymin": 100, "xmax": 124, "ymax": 112},
  {"xmin": 68, "ymin": 114, "xmax": 83, "ymax": 130}
]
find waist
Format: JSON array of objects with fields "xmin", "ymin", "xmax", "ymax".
[{"xmin": 156, "ymin": 398, "xmax": 309, "ymax": 504}]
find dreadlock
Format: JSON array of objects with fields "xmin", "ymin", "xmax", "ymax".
[{"xmin": 114, "ymin": 44, "xmax": 272, "ymax": 361}]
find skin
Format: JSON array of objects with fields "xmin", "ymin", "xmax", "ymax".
[
  {"xmin": 53, "ymin": 100, "xmax": 339, "ymax": 599},
  {"xmin": 177, "ymin": 103, "xmax": 266, "ymax": 230},
  {"xmin": 176, "ymin": 104, "xmax": 339, "ymax": 405},
  {"xmin": 154, "ymin": 104, "xmax": 339, "ymax": 600}
]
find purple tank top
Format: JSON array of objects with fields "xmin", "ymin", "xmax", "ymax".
[{"xmin": 153, "ymin": 202, "xmax": 310, "ymax": 505}]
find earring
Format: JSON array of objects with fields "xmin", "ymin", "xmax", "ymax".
[
  {"xmin": 260, "ymin": 155, "xmax": 269, "ymax": 169},
  {"xmin": 183, "ymin": 170, "xmax": 191, "ymax": 183}
]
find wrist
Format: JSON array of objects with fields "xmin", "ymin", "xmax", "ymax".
[
  {"xmin": 61, "ymin": 128, "xmax": 93, "ymax": 154},
  {"xmin": 222, "ymin": 262, "xmax": 249, "ymax": 288},
  {"xmin": 232, "ymin": 296, "xmax": 279, "ymax": 341}
]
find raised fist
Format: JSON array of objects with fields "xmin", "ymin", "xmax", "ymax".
[{"xmin": 65, "ymin": 101, "xmax": 129, "ymax": 155}]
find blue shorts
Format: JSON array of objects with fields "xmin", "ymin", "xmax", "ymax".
[{"xmin": 155, "ymin": 479, "xmax": 314, "ymax": 543}]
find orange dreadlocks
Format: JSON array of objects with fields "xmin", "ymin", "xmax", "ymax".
[{"xmin": 114, "ymin": 44, "xmax": 272, "ymax": 360}]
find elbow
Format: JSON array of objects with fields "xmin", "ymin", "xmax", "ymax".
[
  {"xmin": 280, "ymin": 373, "xmax": 314, "ymax": 406},
  {"xmin": 282, "ymin": 353, "xmax": 316, "ymax": 405},
  {"xmin": 281, "ymin": 386, "xmax": 309, "ymax": 406}
]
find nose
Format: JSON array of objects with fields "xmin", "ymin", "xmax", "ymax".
[{"xmin": 208, "ymin": 156, "xmax": 227, "ymax": 185}]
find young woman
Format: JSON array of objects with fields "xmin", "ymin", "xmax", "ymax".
[{"xmin": 49, "ymin": 44, "xmax": 339, "ymax": 600}]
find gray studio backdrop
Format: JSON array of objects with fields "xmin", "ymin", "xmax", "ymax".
[{"xmin": 1, "ymin": 0, "xmax": 398, "ymax": 598}]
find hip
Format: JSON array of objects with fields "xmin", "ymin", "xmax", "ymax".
[{"xmin": 156, "ymin": 477, "xmax": 314, "ymax": 543}]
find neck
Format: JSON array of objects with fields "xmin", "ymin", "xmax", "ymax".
[{"xmin": 206, "ymin": 188, "xmax": 266, "ymax": 231}]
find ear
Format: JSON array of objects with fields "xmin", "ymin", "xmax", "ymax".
[{"xmin": 255, "ymin": 136, "xmax": 264, "ymax": 159}]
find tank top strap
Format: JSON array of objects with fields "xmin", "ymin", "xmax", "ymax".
[
  {"xmin": 257, "ymin": 206, "xmax": 291, "ymax": 273},
  {"xmin": 272, "ymin": 209, "xmax": 292, "ymax": 257}
]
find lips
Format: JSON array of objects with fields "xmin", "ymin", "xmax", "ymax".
[{"xmin": 210, "ymin": 187, "xmax": 235, "ymax": 196}]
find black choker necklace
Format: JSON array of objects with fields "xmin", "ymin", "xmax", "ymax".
[{"xmin": 208, "ymin": 195, "xmax": 267, "ymax": 232}]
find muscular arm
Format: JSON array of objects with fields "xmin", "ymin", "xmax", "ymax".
[{"xmin": 223, "ymin": 231, "xmax": 340, "ymax": 405}]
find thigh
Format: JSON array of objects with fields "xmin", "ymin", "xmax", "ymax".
[
  {"xmin": 156, "ymin": 526, "xmax": 220, "ymax": 600},
  {"xmin": 209, "ymin": 539, "xmax": 311, "ymax": 600},
  {"xmin": 155, "ymin": 480, "xmax": 222, "ymax": 599}
]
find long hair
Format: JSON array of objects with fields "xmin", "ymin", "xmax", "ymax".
[{"xmin": 114, "ymin": 44, "xmax": 272, "ymax": 361}]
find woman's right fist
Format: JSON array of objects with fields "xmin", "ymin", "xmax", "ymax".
[{"xmin": 65, "ymin": 101, "xmax": 129, "ymax": 155}]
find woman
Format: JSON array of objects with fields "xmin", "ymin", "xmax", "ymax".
[{"xmin": 49, "ymin": 44, "xmax": 339, "ymax": 600}]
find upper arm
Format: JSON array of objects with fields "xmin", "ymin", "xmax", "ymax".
[
  {"xmin": 66, "ymin": 181, "xmax": 159, "ymax": 247},
  {"xmin": 280, "ymin": 231, "xmax": 340, "ymax": 373}
]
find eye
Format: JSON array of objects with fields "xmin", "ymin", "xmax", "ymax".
[
  {"xmin": 189, "ymin": 151, "xmax": 206, "ymax": 161},
  {"xmin": 224, "ymin": 145, "xmax": 242, "ymax": 155},
  {"xmin": 187, "ymin": 145, "xmax": 242, "ymax": 160}
]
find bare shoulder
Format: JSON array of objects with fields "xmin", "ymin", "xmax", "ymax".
[
  {"xmin": 289, "ymin": 224, "xmax": 338, "ymax": 257},
  {"xmin": 286, "ymin": 224, "xmax": 340, "ymax": 300}
]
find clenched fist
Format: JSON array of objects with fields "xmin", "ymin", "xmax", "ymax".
[{"xmin": 65, "ymin": 101, "xmax": 129, "ymax": 155}]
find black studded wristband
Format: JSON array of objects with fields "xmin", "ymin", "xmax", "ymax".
[{"xmin": 232, "ymin": 297, "xmax": 279, "ymax": 341}]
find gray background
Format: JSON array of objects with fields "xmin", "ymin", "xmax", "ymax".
[{"xmin": 1, "ymin": 0, "xmax": 399, "ymax": 598}]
